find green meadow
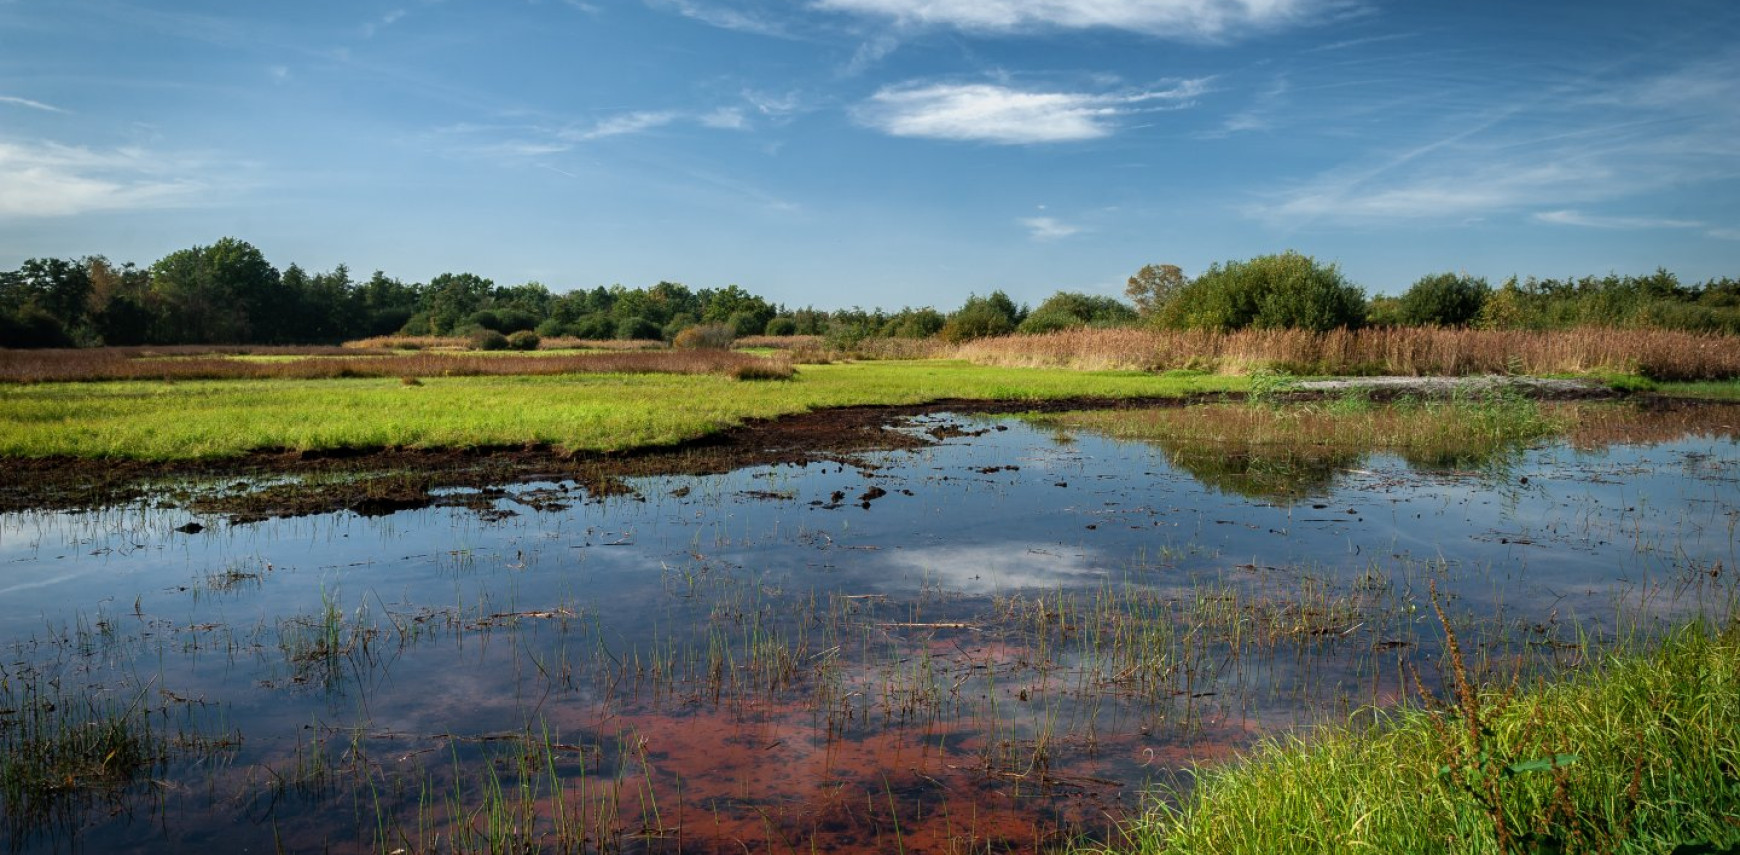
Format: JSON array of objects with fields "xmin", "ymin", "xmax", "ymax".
[{"xmin": 0, "ymin": 360, "xmax": 1240, "ymax": 460}]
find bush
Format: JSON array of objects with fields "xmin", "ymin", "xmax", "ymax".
[
  {"xmin": 725, "ymin": 311, "xmax": 766, "ymax": 337},
  {"xmin": 534, "ymin": 318, "xmax": 569, "ymax": 338},
  {"xmin": 883, "ymin": 308, "xmax": 946, "ymax": 339},
  {"xmin": 672, "ymin": 324, "xmax": 735, "ymax": 350},
  {"xmin": 1016, "ymin": 309, "xmax": 1083, "ymax": 334},
  {"xmin": 616, "ymin": 316, "xmax": 662, "ymax": 341},
  {"xmin": 506, "ymin": 330, "xmax": 540, "ymax": 351},
  {"xmin": 399, "ymin": 312, "xmax": 433, "ymax": 336},
  {"xmin": 496, "ymin": 309, "xmax": 539, "ymax": 334},
  {"xmin": 470, "ymin": 329, "xmax": 509, "ymax": 351},
  {"xmin": 1398, "ymin": 272, "xmax": 1489, "ymax": 327},
  {"xmin": 570, "ymin": 314, "xmax": 616, "ymax": 340},
  {"xmin": 0, "ymin": 309, "xmax": 74, "ymax": 348},
  {"xmin": 1027, "ymin": 291, "xmax": 1137, "ymax": 328},
  {"xmin": 764, "ymin": 317, "xmax": 798, "ymax": 336},
  {"xmin": 468, "ymin": 309, "xmax": 503, "ymax": 332},
  {"xmin": 1159, "ymin": 251, "xmax": 1366, "ymax": 332}
]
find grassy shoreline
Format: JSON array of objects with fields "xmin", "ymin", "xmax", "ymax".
[{"xmin": 1089, "ymin": 621, "xmax": 1740, "ymax": 855}]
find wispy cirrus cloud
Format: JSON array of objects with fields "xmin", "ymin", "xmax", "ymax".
[
  {"xmin": 0, "ymin": 95, "xmax": 68, "ymax": 114},
  {"xmin": 1247, "ymin": 49, "xmax": 1740, "ymax": 229},
  {"xmin": 567, "ymin": 111, "xmax": 683, "ymax": 141},
  {"xmin": 0, "ymin": 140, "xmax": 205, "ymax": 218},
  {"xmin": 1021, "ymin": 216, "xmax": 1081, "ymax": 240},
  {"xmin": 1535, "ymin": 209, "xmax": 1738, "ymax": 240},
  {"xmin": 361, "ymin": 8, "xmax": 406, "ymax": 38},
  {"xmin": 854, "ymin": 79, "xmax": 1208, "ymax": 144},
  {"xmin": 648, "ymin": 0, "xmax": 790, "ymax": 36},
  {"xmin": 811, "ymin": 0, "xmax": 1344, "ymax": 41}
]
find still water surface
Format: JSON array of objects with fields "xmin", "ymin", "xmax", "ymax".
[{"xmin": 1, "ymin": 406, "xmax": 1735, "ymax": 852}]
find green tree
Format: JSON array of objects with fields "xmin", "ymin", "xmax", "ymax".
[
  {"xmin": 1, "ymin": 258, "xmax": 93, "ymax": 339},
  {"xmin": 1018, "ymin": 291, "xmax": 1137, "ymax": 333},
  {"xmin": 1159, "ymin": 251, "xmax": 1366, "ymax": 332},
  {"xmin": 1126, "ymin": 263, "xmax": 1188, "ymax": 318},
  {"xmin": 941, "ymin": 291, "xmax": 1024, "ymax": 342},
  {"xmin": 1397, "ymin": 272, "xmax": 1489, "ymax": 327},
  {"xmin": 149, "ymin": 238, "xmax": 281, "ymax": 343},
  {"xmin": 701, "ymin": 284, "xmax": 775, "ymax": 335},
  {"xmin": 423, "ymin": 272, "xmax": 494, "ymax": 334}
]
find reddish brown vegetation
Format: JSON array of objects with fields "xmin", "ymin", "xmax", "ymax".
[
  {"xmin": 0, "ymin": 346, "xmax": 792, "ymax": 383},
  {"xmin": 955, "ymin": 327, "xmax": 1740, "ymax": 380}
]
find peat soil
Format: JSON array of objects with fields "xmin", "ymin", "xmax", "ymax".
[{"xmin": 0, "ymin": 382, "xmax": 1639, "ymax": 521}]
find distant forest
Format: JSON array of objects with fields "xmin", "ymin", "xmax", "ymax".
[{"xmin": 2, "ymin": 237, "xmax": 1737, "ymax": 349}]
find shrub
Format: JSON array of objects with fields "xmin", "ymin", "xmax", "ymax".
[
  {"xmin": 470, "ymin": 329, "xmax": 509, "ymax": 351},
  {"xmin": 616, "ymin": 316, "xmax": 662, "ymax": 341},
  {"xmin": 1399, "ymin": 272, "xmax": 1489, "ymax": 327},
  {"xmin": 883, "ymin": 308, "xmax": 946, "ymax": 339},
  {"xmin": 764, "ymin": 317, "xmax": 798, "ymax": 336},
  {"xmin": 0, "ymin": 308, "xmax": 75, "ymax": 348},
  {"xmin": 496, "ymin": 309, "xmax": 538, "ymax": 334},
  {"xmin": 570, "ymin": 314, "xmax": 616, "ymax": 340},
  {"xmin": 468, "ymin": 309, "xmax": 503, "ymax": 331},
  {"xmin": 534, "ymin": 318, "xmax": 569, "ymax": 338},
  {"xmin": 1160, "ymin": 251, "xmax": 1367, "ymax": 332},
  {"xmin": 506, "ymin": 330, "xmax": 540, "ymax": 351},
  {"xmin": 725, "ymin": 311, "xmax": 766, "ymax": 337},
  {"xmin": 399, "ymin": 312, "xmax": 433, "ymax": 336},
  {"xmin": 672, "ymin": 324, "xmax": 735, "ymax": 350},
  {"xmin": 1016, "ymin": 308, "xmax": 1083, "ymax": 334}
]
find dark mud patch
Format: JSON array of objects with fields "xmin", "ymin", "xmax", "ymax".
[{"xmin": 0, "ymin": 387, "xmax": 1674, "ymax": 522}]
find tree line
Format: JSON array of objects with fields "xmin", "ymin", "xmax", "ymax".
[{"xmin": 3, "ymin": 239, "xmax": 1736, "ymax": 349}]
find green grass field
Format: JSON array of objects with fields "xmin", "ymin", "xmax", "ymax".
[{"xmin": 0, "ymin": 360, "xmax": 1241, "ymax": 460}]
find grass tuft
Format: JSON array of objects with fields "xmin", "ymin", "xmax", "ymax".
[{"xmin": 1095, "ymin": 620, "xmax": 1740, "ymax": 855}]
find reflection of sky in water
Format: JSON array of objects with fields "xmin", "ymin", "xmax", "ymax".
[
  {"xmin": 0, "ymin": 412, "xmax": 1734, "ymax": 851},
  {"xmin": 1, "ymin": 415, "xmax": 1735, "ymax": 639}
]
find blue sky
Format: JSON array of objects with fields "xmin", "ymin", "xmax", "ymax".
[{"xmin": 2, "ymin": 0, "xmax": 1737, "ymax": 309}]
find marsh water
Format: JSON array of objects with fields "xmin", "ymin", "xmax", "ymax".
[{"xmin": 2, "ymin": 403, "xmax": 1736, "ymax": 853}]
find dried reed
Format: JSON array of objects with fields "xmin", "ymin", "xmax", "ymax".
[
  {"xmin": 954, "ymin": 327, "xmax": 1740, "ymax": 381},
  {"xmin": 0, "ymin": 347, "xmax": 790, "ymax": 383}
]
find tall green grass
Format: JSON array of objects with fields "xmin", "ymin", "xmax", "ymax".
[{"xmin": 1094, "ymin": 621, "xmax": 1740, "ymax": 855}]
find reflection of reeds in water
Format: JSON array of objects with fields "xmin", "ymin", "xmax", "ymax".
[{"xmin": 1030, "ymin": 394, "xmax": 1564, "ymax": 500}]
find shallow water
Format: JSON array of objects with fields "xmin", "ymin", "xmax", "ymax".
[{"xmin": 1, "ymin": 405, "xmax": 1736, "ymax": 852}]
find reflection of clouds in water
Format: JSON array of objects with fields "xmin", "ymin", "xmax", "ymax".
[{"xmin": 855, "ymin": 542, "xmax": 1111, "ymax": 594}]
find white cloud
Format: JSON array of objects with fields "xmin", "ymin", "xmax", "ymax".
[
  {"xmin": 0, "ymin": 140, "xmax": 204, "ymax": 218},
  {"xmin": 567, "ymin": 111, "xmax": 681, "ymax": 140},
  {"xmin": 811, "ymin": 0, "xmax": 1334, "ymax": 41},
  {"xmin": 698, "ymin": 107, "xmax": 749, "ymax": 130},
  {"xmin": 361, "ymin": 9, "xmax": 407, "ymax": 38},
  {"xmin": 1021, "ymin": 216, "xmax": 1081, "ymax": 240},
  {"xmin": 1536, "ymin": 209, "xmax": 1740, "ymax": 241},
  {"xmin": 1533, "ymin": 209, "xmax": 1704, "ymax": 230},
  {"xmin": 652, "ymin": 0, "xmax": 788, "ymax": 36},
  {"xmin": 854, "ymin": 80, "xmax": 1207, "ymax": 144},
  {"xmin": 0, "ymin": 95, "xmax": 68, "ymax": 114}
]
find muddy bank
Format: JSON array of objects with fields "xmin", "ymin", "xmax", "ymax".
[{"xmin": 0, "ymin": 385, "xmax": 1667, "ymax": 521}]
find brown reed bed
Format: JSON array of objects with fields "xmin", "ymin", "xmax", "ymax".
[
  {"xmin": 954, "ymin": 327, "xmax": 1740, "ymax": 381},
  {"xmin": 342, "ymin": 335, "xmax": 668, "ymax": 351},
  {"xmin": 732, "ymin": 334, "xmax": 823, "ymax": 350},
  {"xmin": 0, "ymin": 346, "xmax": 792, "ymax": 384}
]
